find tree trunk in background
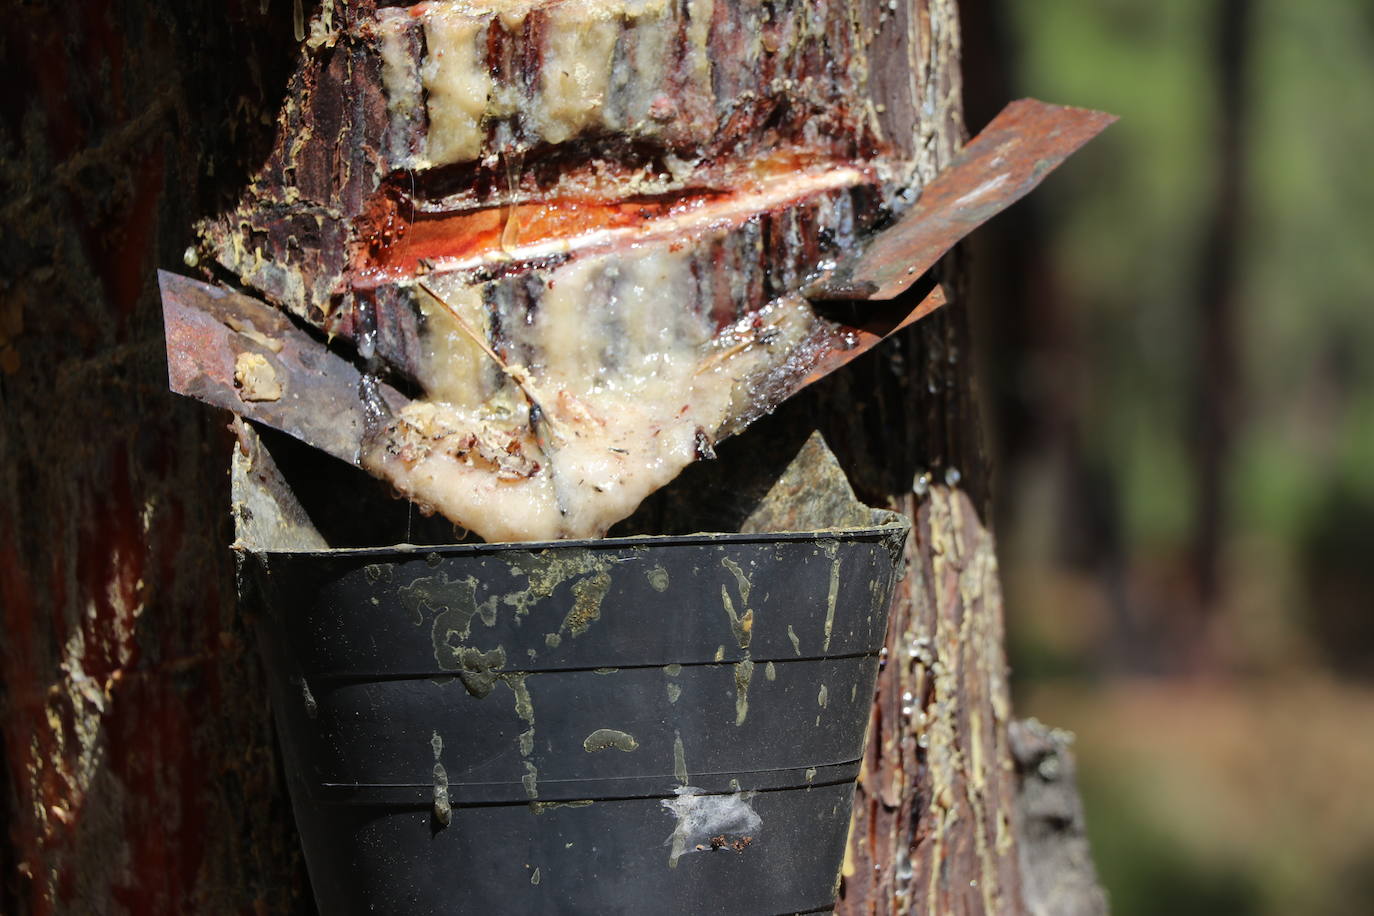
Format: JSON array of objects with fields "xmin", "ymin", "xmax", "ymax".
[
  {"xmin": 1191, "ymin": 0, "xmax": 1252, "ymax": 614},
  {"xmin": 0, "ymin": 1, "xmax": 1097, "ymax": 913}
]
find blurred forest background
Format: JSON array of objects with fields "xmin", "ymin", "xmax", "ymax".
[{"xmin": 961, "ymin": 0, "xmax": 1374, "ymax": 913}]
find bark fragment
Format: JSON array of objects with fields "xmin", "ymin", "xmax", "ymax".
[{"xmin": 1010, "ymin": 719, "xmax": 1110, "ymax": 916}]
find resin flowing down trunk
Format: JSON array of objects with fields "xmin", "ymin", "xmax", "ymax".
[{"xmin": 191, "ymin": 0, "xmax": 940, "ymax": 541}]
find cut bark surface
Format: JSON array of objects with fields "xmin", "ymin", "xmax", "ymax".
[
  {"xmin": 181, "ymin": 0, "xmax": 950, "ymax": 541},
  {"xmin": 165, "ymin": 88, "xmax": 1107, "ymax": 539},
  {"xmin": 194, "ymin": 0, "xmax": 930, "ymax": 383}
]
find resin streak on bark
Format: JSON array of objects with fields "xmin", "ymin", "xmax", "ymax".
[{"xmin": 840, "ymin": 487, "xmax": 1023, "ymax": 914}]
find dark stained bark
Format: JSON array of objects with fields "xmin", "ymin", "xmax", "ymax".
[{"xmin": 0, "ymin": 3, "xmax": 310, "ymax": 913}]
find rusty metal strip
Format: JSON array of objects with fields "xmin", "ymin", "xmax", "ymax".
[
  {"xmin": 795, "ymin": 285, "xmax": 948, "ymax": 392},
  {"xmin": 807, "ymin": 98, "xmax": 1117, "ymax": 301},
  {"xmin": 160, "ymin": 99, "xmax": 1111, "ymax": 466},
  {"xmin": 159, "ymin": 270, "xmax": 405, "ymax": 466}
]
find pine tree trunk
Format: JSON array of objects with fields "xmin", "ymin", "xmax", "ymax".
[
  {"xmin": 1, "ymin": 1, "xmax": 1100, "ymax": 913},
  {"xmin": 0, "ymin": 4, "xmax": 310, "ymax": 913}
]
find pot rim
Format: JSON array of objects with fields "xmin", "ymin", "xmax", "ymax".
[{"xmin": 235, "ymin": 510, "xmax": 910, "ymax": 559}]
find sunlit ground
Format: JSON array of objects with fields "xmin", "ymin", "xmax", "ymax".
[{"xmin": 1024, "ymin": 678, "xmax": 1374, "ymax": 916}]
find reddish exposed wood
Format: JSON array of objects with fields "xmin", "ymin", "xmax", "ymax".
[{"xmin": 361, "ymin": 193, "xmax": 720, "ymax": 280}]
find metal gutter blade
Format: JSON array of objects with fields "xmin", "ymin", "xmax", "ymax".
[
  {"xmin": 807, "ymin": 98, "xmax": 1117, "ymax": 301},
  {"xmin": 159, "ymin": 270, "xmax": 406, "ymax": 466}
]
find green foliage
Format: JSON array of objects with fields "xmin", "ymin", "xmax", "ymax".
[{"xmin": 1006, "ymin": 0, "xmax": 1374, "ymax": 554}]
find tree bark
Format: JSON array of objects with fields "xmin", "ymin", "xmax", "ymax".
[
  {"xmin": 0, "ymin": 3, "xmax": 310, "ymax": 914},
  {"xmin": 1, "ymin": 1, "xmax": 1098, "ymax": 913}
]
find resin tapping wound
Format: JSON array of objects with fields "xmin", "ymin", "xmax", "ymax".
[
  {"xmin": 324, "ymin": 0, "xmax": 891, "ymax": 543},
  {"xmin": 360, "ymin": 164, "xmax": 866, "ymax": 283},
  {"xmin": 362, "ymin": 232, "xmax": 835, "ymax": 542},
  {"xmin": 193, "ymin": 0, "xmax": 957, "ymax": 545},
  {"xmin": 351, "ymin": 273, "xmax": 860, "ymax": 537},
  {"xmin": 356, "ymin": 54, "xmax": 879, "ymax": 544},
  {"xmin": 174, "ymin": 12, "xmax": 1114, "ymax": 547}
]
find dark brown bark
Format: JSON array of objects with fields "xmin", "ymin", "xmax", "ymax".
[{"xmin": 0, "ymin": 3, "xmax": 310, "ymax": 913}]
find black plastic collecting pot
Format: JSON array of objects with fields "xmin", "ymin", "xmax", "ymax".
[{"xmin": 242, "ymin": 512, "xmax": 909, "ymax": 916}]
